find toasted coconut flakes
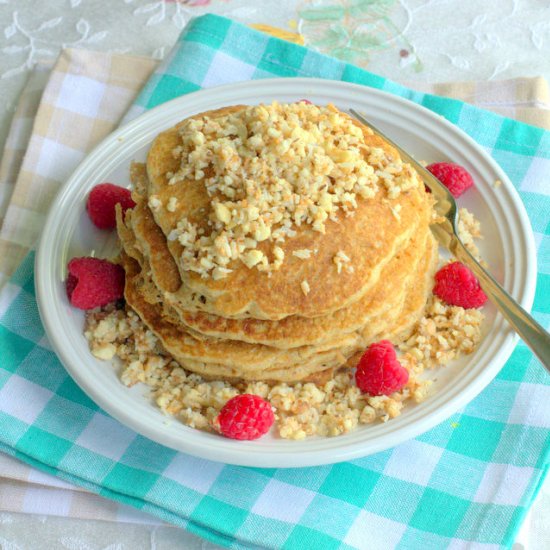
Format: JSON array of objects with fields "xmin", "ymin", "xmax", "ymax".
[
  {"xmin": 333, "ymin": 250, "xmax": 353, "ymax": 274},
  {"xmin": 457, "ymin": 207, "xmax": 483, "ymax": 261},
  {"xmin": 148, "ymin": 195, "xmax": 162, "ymax": 210},
  {"xmin": 167, "ymin": 197, "xmax": 178, "ymax": 212},
  {"xmin": 293, "ymin": 249, "xmax": 312, "ymax": 259},
  {"xmin": 165, "ymin": 102, "xmax": 422, "ymax": 279}
]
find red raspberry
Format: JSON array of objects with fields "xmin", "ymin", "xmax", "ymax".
[
  {"xmin": 355, "ymin": 340, "xmax": 409, "ymax": 396},
  {"xmin": 214, "ymin": 394, "xmax": 274, "ymax": 440},
  {"xmin": 86, "ymin": 183, "xmax": 136, "ymax": 230},
  {"xmin": 426, "ymin": 162, "xmax": 474, "ymax": 198},
  {"xmin": 298, "ymin": 99, "xmax": 312, "ymax": 104},
  {"xmin": 66, "ymin": 257, "xmax": 125, "ymax": 310},
  {"xmin": 433, "ymin": 261, "xmax": 487, "ymax": 308}
]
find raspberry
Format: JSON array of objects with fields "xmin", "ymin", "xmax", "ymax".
[
  {"xmin": 86, "ymin": 183, "xmax": 136, "ymax": 229},
  {"xmin": 66, "ymin": 257, "xmax": 125, "ymax": 310},
  {"xmin": 298, "ymin": 99, "xmax": 312, "ymax": 104},
  {"xmin": 426, "ymin": 162, "xmax": 474, "ymax": 198},
  {"xmin": 433, "ymin": 261, "xmax": 487, "ymax": 308},
  {"xmin": 214, "ymin": 394, "xmax": 274, "ymax": 440},
  {"xmin": 355, "ymin": 340, "xmax": 409, "ymax": 396}
]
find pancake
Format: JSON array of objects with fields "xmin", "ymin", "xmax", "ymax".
[
  {"xmin": 144, "ymin": 104, "xmax": 434, "ymax": 320},
  {"xmin": 120, "ymin": 224, "xmax": 436, "ymax": 383},
  {"xmin": 174, "ymin": 235, "xmax": 429, "ymax": 348},
  {"xmin": 121, "ymin": 211, "xmax": 420, "ymax": 350},
  {"xmin": 115, "ymin": 101, "xmax": 440, "ymax": 383},
  {"xmin": 123, "ymin": 163, "xmax": 433, "ymax": 349},
  {"xmin": 117, "ymin": 214, "xmax": 437, "ymax": 382},
  {"xmin": 123, "ymin": 167, "xmax": 431, "ymax": 349},
  {"xmin": 121, "ymin": 252, "xmax": 359, "ymax": 381}
]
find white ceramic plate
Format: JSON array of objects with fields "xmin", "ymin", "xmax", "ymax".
[{"xmin": 36, "ymin": 78, "xmax": 536, "ymax": 468}]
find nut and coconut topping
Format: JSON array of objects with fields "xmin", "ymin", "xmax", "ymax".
[
  {"xmin": 164, "ymin": 102, "xmax": 417, "ymax": 279},
  {"xmin": 333, "ymin": 250, "xmax": 354, "ymax": 274},
  {"xmin": 148, "ymin": 195, "xmax": 162, "ymax": 211},
  {"xmin": 457, "ymin": 207, "xmax": 483, "ymax": 261},
  {"xmin": 293, "ymin": 249, "xmax": 312, "ymax": 260},
  {"xmin": 166, "ymin": 197, "xmax": 178, "ymax": 212}
]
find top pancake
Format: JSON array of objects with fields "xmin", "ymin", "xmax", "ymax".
[{"xmin": 145, "ymin": 104, "xmax": 434, "ymax": 320}]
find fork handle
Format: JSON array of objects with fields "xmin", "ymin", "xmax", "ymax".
[{"xmin": 451, "ymin": 239, "xmax": 550, "ymax": 372}]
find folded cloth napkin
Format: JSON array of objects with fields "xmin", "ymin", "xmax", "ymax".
[
  {"xmin": 408, "ymin": 77, "xmax": 550, "ymax": 130},
  {"xmin": 0, "ymin": 14, "xmax": 549, "ymax": 550}
]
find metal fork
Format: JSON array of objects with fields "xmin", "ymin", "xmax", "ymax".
[{"xmin": 350, "ymin": 109, "xmax": 550, "ymax": 372}]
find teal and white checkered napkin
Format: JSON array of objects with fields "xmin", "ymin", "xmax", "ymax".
[{"xmin": 1, "ymin": 14, "xmax": 549, "ymax": 549}]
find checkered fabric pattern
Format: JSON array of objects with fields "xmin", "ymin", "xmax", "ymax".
[
  {"xmin": 409, "ymin": 77, "xmax": 550, "ymax": 130},
  {"xmin": 0, "ymin": 49, "xmax": 157, "ymax": 288},
  {"xmin": 0, "ymin": 14, "xmax": 549, "ymax": 549},
  {"xmin": 0, "ymin": 62, "xmax": 52, "ymax": 229}
]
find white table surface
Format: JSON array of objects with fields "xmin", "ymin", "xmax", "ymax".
[{"xmin": 0, "ymin": 1, "xmax": 548, "ymax": 548}]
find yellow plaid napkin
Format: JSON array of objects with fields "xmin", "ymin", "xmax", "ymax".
[{"xmin": 0, "ymin": 50, "xmax": 156, "ymax": 288}]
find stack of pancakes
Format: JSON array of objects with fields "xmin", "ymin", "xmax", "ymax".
[{"xmin": 117, "ymin": 104, "xmax": 438, "ymax": 383}]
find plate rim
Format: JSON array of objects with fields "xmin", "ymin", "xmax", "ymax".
[{"xmin": 35, "ymin": 78, "xmax": 537, "ymax": 468}]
